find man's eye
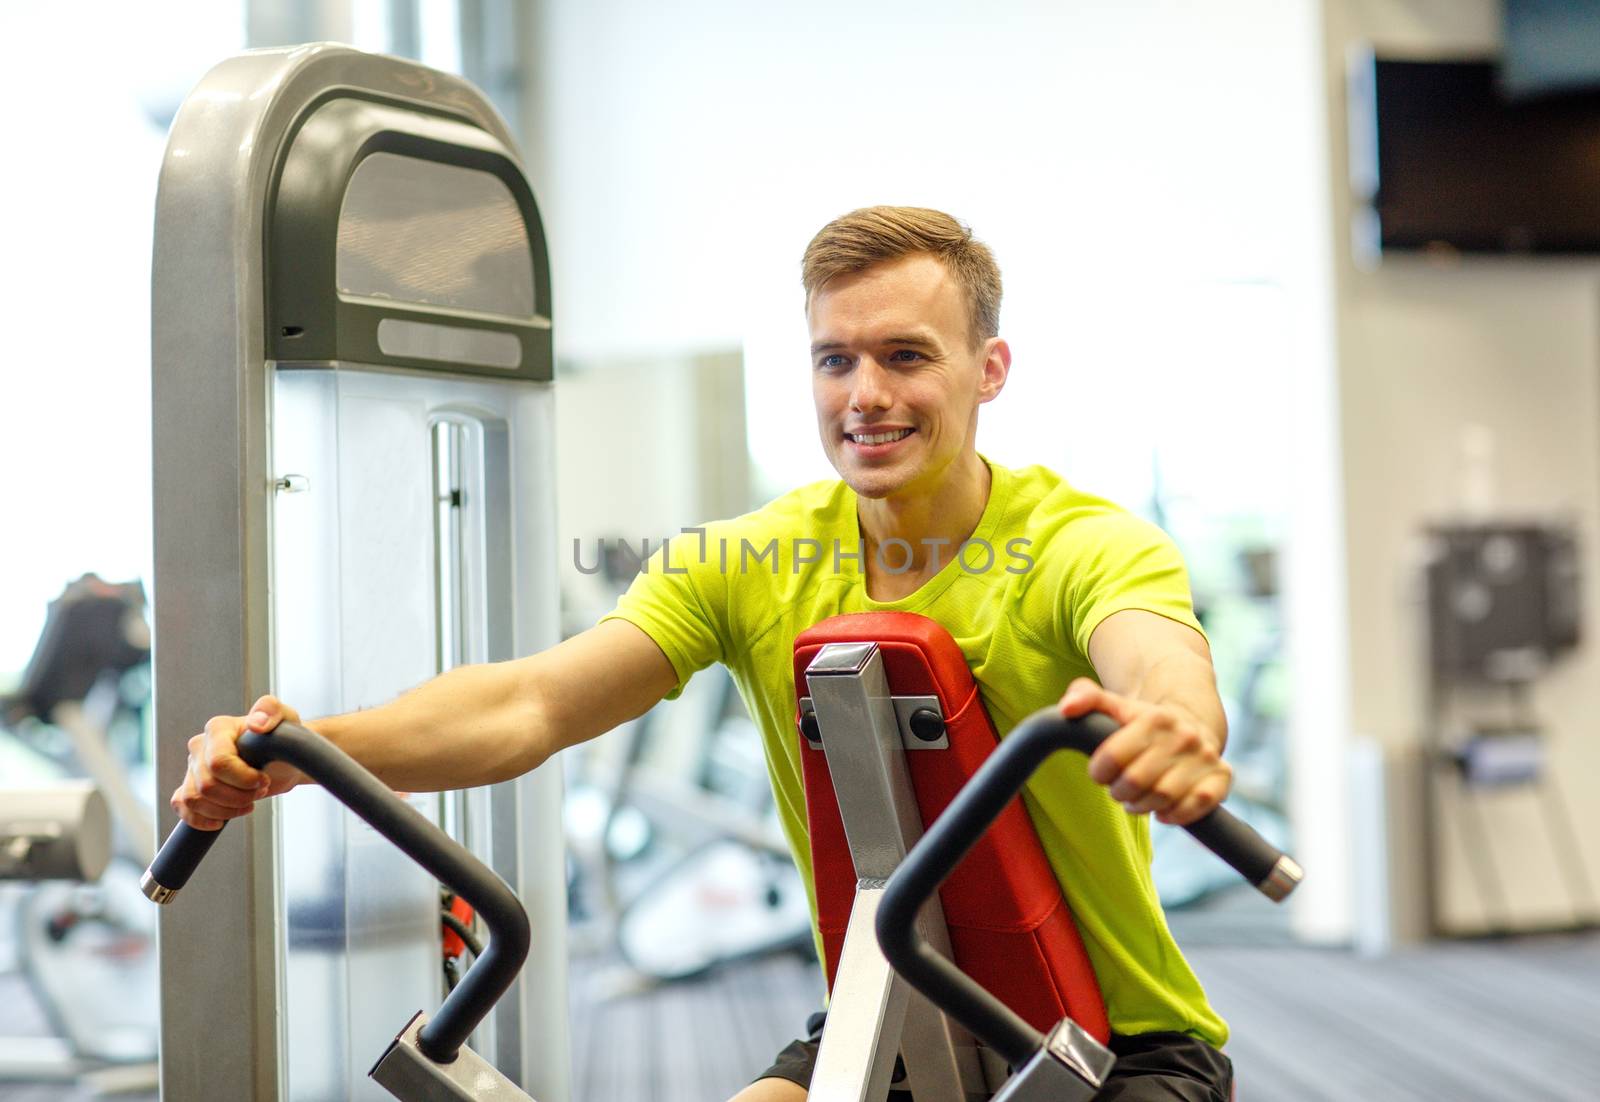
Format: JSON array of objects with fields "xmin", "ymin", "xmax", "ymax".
[
  {"xmin": 817, "ymin": 354, "xmax": 849, "ymax": 369},
  {"xmin": 889, "ymin": 349, "xmax": 923, "ymax": 362}
]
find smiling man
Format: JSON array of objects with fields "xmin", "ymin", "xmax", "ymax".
[{"xmin": 175, "ymin": 207, "xmax": 1235, "ymax": 1101}]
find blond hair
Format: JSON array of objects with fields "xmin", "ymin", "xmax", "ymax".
[{"xmin": 801, "ymin": 206, "xmax": 1001, "ymax": 346}]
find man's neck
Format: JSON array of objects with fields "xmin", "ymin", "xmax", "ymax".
[{"xmin": 857, "ymin": 452, "xmax": 992, "ymax": 598}]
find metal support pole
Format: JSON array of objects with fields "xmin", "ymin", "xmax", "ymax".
[{"xmin": 804, "ymin": 642, "xmax": 980, "ymax": 1102}]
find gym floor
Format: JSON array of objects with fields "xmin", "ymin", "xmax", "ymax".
[
  {"xmin": 3, "ymin": 908, "xmax": 1597, "ymax": 1100},
  {"xmin": 569, "ymin": 924, "xmax": 1600, "ymax": 1102}
]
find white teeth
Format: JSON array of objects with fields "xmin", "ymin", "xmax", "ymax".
[{"xmin": 850, "ymin": 429, "xmax": 912, "ymax": 445}]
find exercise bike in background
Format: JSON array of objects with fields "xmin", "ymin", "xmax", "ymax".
[
  {"xmin": 0, "ymin": 574, "xmax": 159, "ymax": 1091},
  {"xmin": 561, "ymin": 552, "xmax": 815, "ymax": 985},
  {"xmin": 565, "ymin": 663, "xmax": 815, "ymax": 984}
]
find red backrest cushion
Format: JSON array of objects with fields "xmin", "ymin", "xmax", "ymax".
[{"xmin": 794, "ymin": 612, "xmax": 1110, "ymax": 1043}]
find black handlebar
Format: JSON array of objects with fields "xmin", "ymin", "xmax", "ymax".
[
  {"xmin": 874, "ymin": 708, "xmax": 1302, "ymax": 1067},
  {"xmin": 142, "ymin": 722, "xmax": 530, "ymax": 1065}
]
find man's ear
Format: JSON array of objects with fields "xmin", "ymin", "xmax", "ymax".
[{"xmin": 977, "ymin": 338, "xmax": 1011, "ymax": 404}]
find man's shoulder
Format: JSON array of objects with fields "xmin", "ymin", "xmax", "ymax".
[
  {"xmin": 997, "ymin": 463, "xmax": 1176, "ymax": 562},
  {"xmin": 760, "ymin": 476, "xmax": 852, "ymax": 519},
  {"xmin": 1000, "ymin": 463, "xmax": 1132, "ymax": 527},
  {"xmin": 657, "ymin": 478, "xmax": 850, "ymax": 585},
  {"xmin": 708, "ymin": 477, "xmax": 851, "ymax": 537}
]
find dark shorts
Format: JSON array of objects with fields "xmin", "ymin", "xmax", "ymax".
[{"xmin": 756, "ymin": 1013, "xmax": 1233, "ymax": 1101}]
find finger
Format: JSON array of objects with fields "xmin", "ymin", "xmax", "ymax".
[
  {"xmin": 1058, "ymin": 678, "xmax": 1140, "ymax": 726},
  {"xmin": 1086, "ymin": 711, "xmax": 1163, "ymax": 786},
  {"xmin": 1156, "ymin": 765, "xmax": 1233, "ymax": 826},
  {"xmin": 261, "ymin": 695, "xmax": 303, "ymax": 727},
  {"xmin": 1122, "ymin": 791, "xmax": 1171, "ymax": 816},
  {"xmin": 186, "ymin": 797, "xmax": 256, "ymax": 824},
  {"xmin": 1120, "ymin": 752, "xmax": 1215, "ymax": 813},
  {"xmin": 191, "ymin": 764, "xmax": 263, "ymax": 811},
  {"xmin": 203, "ymin": 717, "xmax": 269, "ymax": 788},
  {"xmin": 1057, "ymin": 677, "xmax": 1108, "ymax": 717},
  {"xmin": 171, "ymin": 777, "xmax": 255, "ymax": 828},
  {"xmin": 195, "ymin": 739, "xmax": 268, "ymax": 803},
  {"xmin": 258, "ymin": 763, "xmax": 301, "ymax": 798},
  {"xmin": 193, "ymin": 748, "xmax": 260, "ymax": 806},
  {"xmin": 1106, "ymin": 716, "xmax": 1205, "ymax": 803},
  {"xmin": 191, "ymin": 756, "xmax": 263, "ymax": 811},
  {"xmin": 246, "ymin": 696, "xmax": 285, "ymax": 731}
]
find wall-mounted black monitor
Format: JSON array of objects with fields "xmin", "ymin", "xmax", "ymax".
[{"xmin": 1348, "ymin": 54, "xmax": 1600, "ymax": 257}]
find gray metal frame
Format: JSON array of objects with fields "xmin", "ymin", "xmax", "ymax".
[
  {"xmin": 798, "ymin": 694, "xmax": 950, "ymax": 751},
  {"xmin": 802, "ymin": 643, "xmax": 987, "ymax": 1102},
  {"xmin": 152, "ymin": 44, "xmax": 564, "ymax": 1102},
  {"xmin": 989, "ymin": 1018, "xmax": 1112, "ymax": 1102},
  {"xmin": 371, "ymin": 1011, "xmax": 536, "ymax": 1101}
]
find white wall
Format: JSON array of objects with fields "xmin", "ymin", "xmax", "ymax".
[
  {"xmin": 1323, "ymin": 0, "xmax": 1600, "ymax": 934},
  {"xmin": 554, "ymin": 351, "xmax": 747, "ymax": 629},
  {"xmin": 524, "ymin": 0, "xmax": 1326, "ymax": 483},
  {"xmin": 0, "ymin": 1, "xmax": 245, "ymax": 673},
  {"xmin": 524, "ymin": 0, "xmax": 1354, "ymax": 938}
]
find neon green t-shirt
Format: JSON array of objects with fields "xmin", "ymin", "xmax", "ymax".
[{"xmin": 601, "ymin": 460, "xmax": 1228, "ymax": 1046}]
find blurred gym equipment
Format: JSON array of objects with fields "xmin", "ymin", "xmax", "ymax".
[
  {"xmin": 1423, "ymin": 522, "xmax": 1598, "ymax": 935},
  {"xmin": 1, "ymin": 577, "xmax": 159, "ymax": 1092},
  {"xmin": 579, "ymin": 667, "xmax": 814, "ymax": 983},
  {"xmin": 1, "ymin": 783, "xmax": 112, "ymax": 884},
  {"xmin": 0, "ymin": 780, "xmax": 154, "ymax": 1091}
]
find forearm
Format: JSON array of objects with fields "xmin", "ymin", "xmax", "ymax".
[
  {"xmin": 1075, "ymin": 611, "xmax": 1233, "ymax": 823},
  {"xmin": 174, "ymin": 622, "xmax": 675, "ymax": 831},
  {"xmin": 309, "ymin": 660, "xmax": 547, "ymax": 793}
]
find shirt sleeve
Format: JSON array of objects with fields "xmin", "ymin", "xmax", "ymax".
[
  {"xmin": 598, "ymin": 533, "xmax": 728, "ymax": 699},
  {"xmin": 1062, "ymin": 512, "xmax": 1205, "ymax": 662}
]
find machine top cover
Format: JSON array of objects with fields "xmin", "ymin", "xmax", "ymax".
[{"xmin": 267, "ymin": 91, "xmax": 552, "ymax": 381}]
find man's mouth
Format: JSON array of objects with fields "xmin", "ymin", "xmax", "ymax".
[{"xmin": 846, "ymin": 428, "xmax": 914, "ymax": 446}]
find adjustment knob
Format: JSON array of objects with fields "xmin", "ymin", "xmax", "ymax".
[
  {"xmin": 908, "ymin": 708, "xmax": 945, "ymax": 743},
  {"xmin": 799, "ymin": 712, "xmax": 821, "ymax": 743}
]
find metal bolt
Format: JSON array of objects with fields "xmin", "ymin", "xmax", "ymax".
[{"xmin": 908, "ymin": 708, "xmax": 945, "ymax": 742}]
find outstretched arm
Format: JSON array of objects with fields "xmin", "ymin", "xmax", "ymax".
[
  {"xmin": 172, "ymin": 618, "xmax": 680, "ymax": 829},
  {"xmin": 1058, "ymin": 608, "xmax": 1231, "ymax": 826}
]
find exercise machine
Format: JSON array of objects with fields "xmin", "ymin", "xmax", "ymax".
[
  {"xmin": 874, "ymin": 707, "xmax": 1295, "ymax": 1100},
  {"xmin": 146, "ymin": 725, "xmax": 540, "ymax": 1101},
  {"xmin": 143, "ymin": 610, "xmax": 1299, "ymax": 1101},
  {"xmin": 1, "ymin": 577, "xmax": 160, "ymax": 1089},
  {"xmin": 0, "ymin": 782, "xmax": 125, "ymax": 1086},
  {"xmin": 147, "ymin": 41, "xmax": 1299, "ymax": 1102},
  {"xmin": 3, "ymin": 575, "xmax": 154, "ymax": 868},
  {"xmin": 798, "ymin": 613, "xmax": 1300, "ymax": 1100},
  {"xmin": 1, "ymin": 783, "xmax": 111, "ymax": 885},
  {"xmin": 151, "ymin": 43, "xmax": 566, "ymax": 1101}
]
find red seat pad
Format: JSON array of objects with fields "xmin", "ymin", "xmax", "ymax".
[{"xmin": 794, "ymin": 612, "xmax": 1110, "ymax": 1044}]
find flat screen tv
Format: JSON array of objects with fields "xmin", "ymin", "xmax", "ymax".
[{"xmin": 1348, "ymin": 54, "xmax": 1600, "ymax": 257}]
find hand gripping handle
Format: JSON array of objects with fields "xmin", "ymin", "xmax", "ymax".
[
  {"xmin": 142, "ymin": 722, "xmax": 531, "ymax": 1064},
  {"xmin": 875, "ymin": 708, "xmax": 1302, "ymax": 1067}
]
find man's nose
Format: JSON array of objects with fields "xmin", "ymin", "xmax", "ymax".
[{"xmin": 849, "ymin": 357, "xmax": 892, "ymax": 413}]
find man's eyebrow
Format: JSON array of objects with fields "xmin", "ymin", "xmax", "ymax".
[{"xmin": 809, "ymin": 334, "xmax": 939, "ymax": 354}]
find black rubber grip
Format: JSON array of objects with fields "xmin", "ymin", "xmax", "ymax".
[
  {"xmin": 146, "ymin": 820, "xmax": 226, "ymax": 894},
  {"xmin": 1184, "ymin": 804, "xmax": 1284, "ymax": 888},
  {"xmin": 146, "ymin": 722, "xmax": 530, "ymax": 1064},
  {"xmin": 875, "ymin": 708, "xmax": 1299, "ymax": 1066}
]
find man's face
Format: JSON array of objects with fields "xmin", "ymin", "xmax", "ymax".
[{"xmin": 808, "ymin": 253, "xmax": 1007, "ymax": 501}]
